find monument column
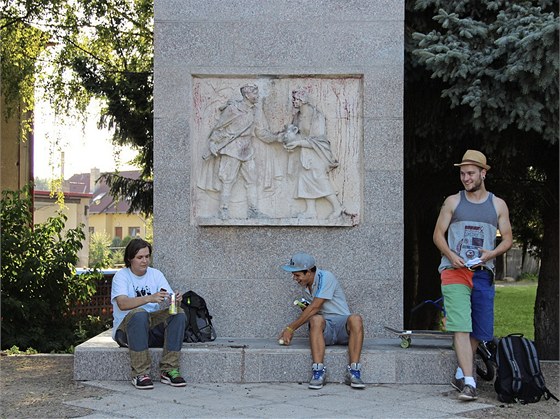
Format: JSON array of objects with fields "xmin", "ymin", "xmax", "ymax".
[{"xmin": 154, "ymin": 0, "xmax": 404, "ymax": 338}]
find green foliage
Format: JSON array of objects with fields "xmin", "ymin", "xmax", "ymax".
[
  {"xmin": 101, "ymin": 172, "xmax": 153, "ymax": 215},
  {"xmin": 411, "ymin": 0, "xmax": 559, "ymax": 143},
  {"xmin": 110, "ymin": 236, "xmax": 122, "ymax": 247},
  {"xmin": 54, "ymin": 0, "xmax": 155, "ymax": 214},
  {"xmin": 120, "ymin": 235, "xmax": 133, "ymax": 248},
  {"xmin": 89, "ymin": 231, "xmax": 112, "ymax": 267},
  {"xmin": 3, "ymin": 345, "xmax": 39, "ymax": 356},
  {"xmin": 518, "ymin": 272, "xmax": 539, "ymax": 282},
  {"xmin": 2, "ymin": 0, "xmax": 155, "ymax": 214},
  {"xmin": 32, "ymin": 177, "xmax": 51, "ymax": 191},
  {"xmin": 0, "ymin": 17, "xmax": 49, "ymax": 123},
  {"xmin": 494, "ymin": 284, "xmax": 537, "ymax": 340},
  {"xmin": 0, "ymin": 185, "xmax": 99, "ymax": 352},
  {"xmin": 73, "ymin": 315, "xmax": 112, "ymax": 346},
  {"xmin": 144, "ymin": 215, "xmax": 154, "ymax": 243}
]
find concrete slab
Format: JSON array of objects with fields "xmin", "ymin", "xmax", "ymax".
[
  {"xmin": 65, "ymin": 380, "xmax": 494, "ymax": 419},
  {"xmin": 74, "ymin": 330, "xmax": 457, "ymax": 384}
]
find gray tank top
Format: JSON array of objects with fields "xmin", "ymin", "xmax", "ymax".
[{"xmin": 438, "ymin": 191, "xmax": 498, "ymax": 273}]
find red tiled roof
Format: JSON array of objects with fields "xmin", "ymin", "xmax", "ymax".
[
  {"xmin": 34, "ymin": 190, "xmax": 92, "ymax": 199},
  {"xmin": 65, "ymin": 171, "xmax": 141, "ymax": 214}
]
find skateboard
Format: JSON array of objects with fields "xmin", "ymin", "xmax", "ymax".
[{"xmin": 384, "ymin": 326, "xmax": 454, "ymax": 348}]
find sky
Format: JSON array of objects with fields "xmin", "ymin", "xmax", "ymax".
[{"xmin": 33, "ymin": 97, "xmax": 138, "ymax": 180}]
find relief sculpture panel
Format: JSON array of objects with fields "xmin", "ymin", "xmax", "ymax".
[{"xmin": 192, "ymin": 77, "xmax": 362, "ymax": 226}]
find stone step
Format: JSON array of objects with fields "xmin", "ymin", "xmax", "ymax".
[{"xmin": 74, "ymin": 330, "xmax": 457, "ymax": 384}]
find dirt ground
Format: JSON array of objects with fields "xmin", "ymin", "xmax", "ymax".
[
  {"xmin": 0, "ymin": 354, "xmax": 111, "ymax": 419},
  {"xmin": 1, "ymin": 353, "xmax": 558, "ymax": 418}
]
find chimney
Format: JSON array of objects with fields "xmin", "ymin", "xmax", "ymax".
[{"xmin": 90, "ymin": 168, "xmax": 101, "ymax": 193}]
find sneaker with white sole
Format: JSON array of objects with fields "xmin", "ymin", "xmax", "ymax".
[
  {"xmin": 345, "ymin": 363, "xmax": 366, "ymax": 389},
  {"xmin": 451, "ymin": 377, "xmax": 465, "ymax": 392},
  {"xmin": 161, "ymin": 369, "xmax": 187, "ymax": 387},
  {"xmin": 458, "ymin": 384, "xmax": 478, "ymax": 401},
  {"xmin": 132, "ymin": 374, "xmax": 154, "ymax": 389},
  {"xmin": 308, "ymin": 364, "xmax": 326, "ymax": 389}
]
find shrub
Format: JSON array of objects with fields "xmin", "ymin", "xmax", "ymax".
[
  {"xmin": 1, "ymin": 185, "xmax": 99, "ymax": 352},
  {"xmin": 89, "ymin": 231, "xmax": 112, "ymax": 267},
  {"xmin": 518, "ymin": 272, "xmax": 538, "ymax": 282}
]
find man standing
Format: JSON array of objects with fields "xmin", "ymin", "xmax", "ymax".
[
  {"xmin": 203, "ymin": 84, "xmax": 282, "ymax": 219},
  {"xmin": 433, "ymin": 150, "xmax": 512, "ymax": 401},
  {"xmin": 279, "ymin": 252, "xmax": 365, "ymax": 389},
  {"xmin": 111, "ymin": 238, "xmax": 187, "ymax": 389}
]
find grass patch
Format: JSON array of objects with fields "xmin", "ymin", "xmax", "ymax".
[{"xmin": 494, "ymin": 283, "xmax": 537, "ymax": 340}]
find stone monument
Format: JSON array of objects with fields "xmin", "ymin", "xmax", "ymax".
[{"xmin": 154, "ymin": 0, "xmax": 404, "ymax": 339}]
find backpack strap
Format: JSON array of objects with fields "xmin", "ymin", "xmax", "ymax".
[
  {"xmin": 502, "ymin": 337, "xmax": 523, "ymax": 394},
  {"xmin": 519, "ymin": 338, "xmax": 560, "ymax": 402},
  {"xmin": 520, "ymin": 338, "xmax": 545, "ymax": 389},
  {"xmin": 544, "ymin": 389, "xmax": 560, "ymax": 402},
  {"xmin": 182, "ymin": 295, "xmax": 203, "ymax": 339}
]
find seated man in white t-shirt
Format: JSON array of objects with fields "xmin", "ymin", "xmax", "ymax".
[
  {"xmin": 111, "ymin": 238, "xmax": 186, "ymax": 390},
  {"xmin": 278, "ymin": 252, "xmax": 365, "ymax": 389}
]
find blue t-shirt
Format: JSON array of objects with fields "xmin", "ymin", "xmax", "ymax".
[
  {"xmin": 110, "ymin": 267, "xmax": 172, "ymax": 339},
  {"xmin": 302, "ymin": 269, "xmax": 351, "ymax": 317}
]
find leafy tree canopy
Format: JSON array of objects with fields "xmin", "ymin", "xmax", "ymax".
[{"xmin": 2, "ymin": 0, "xmax": 154, "ymax": 213}]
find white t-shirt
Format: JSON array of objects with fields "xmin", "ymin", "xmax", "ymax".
[{"xmin": 110, "ymin": 267, "xmax": 172, "ymax": 339}]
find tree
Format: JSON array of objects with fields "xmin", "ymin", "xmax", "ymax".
[
  {"xmin": 1, "ymin": 0, "xmax": 154, "ymax": 214},
  {"xmin": 0, "ymin": 185, "xmax": 99, "ymax": 352},
  {"xmin": 406, "ymin": 0, "xmax": 559, "ymax": 358}
]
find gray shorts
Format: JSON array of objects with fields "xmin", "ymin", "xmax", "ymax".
[{"xmin": 323, "ymin": 315, "xmax": 350, "ymax": 345}]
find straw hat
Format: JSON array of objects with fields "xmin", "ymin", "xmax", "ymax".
[{"xmin": 454, "ymin": 150, "xmax": 491, "ymax": 170}]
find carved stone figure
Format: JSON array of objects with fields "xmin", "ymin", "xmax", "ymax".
[
  {"xmin": 199, "ymin": 84, "xmax": 281, "ymax": 219},
  {"xmin": 284, "ymin": 89, "xmax": 344, "ymax": 219}
]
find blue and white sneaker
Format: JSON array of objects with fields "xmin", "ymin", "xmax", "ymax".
[
  {"xmin": 345, "ymin": 363, "xmax": 365, "ymax": 389},
  {"xmin": 309, "ymin": 363, "xmax": 326, "ymax": 389}
]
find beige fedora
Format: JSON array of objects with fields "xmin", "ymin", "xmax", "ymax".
[{"xmin": 454, "ymin": 150, "xmax": 491, "ymax": 170}]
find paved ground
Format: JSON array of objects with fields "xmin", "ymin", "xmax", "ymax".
[{"xmin": 1, "ymin": 354, "xmax": 558, "ymax": 418}]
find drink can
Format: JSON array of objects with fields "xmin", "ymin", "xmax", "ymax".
[
  {"xmin": 293, "ymin": 298, "xmax": 310, "ymax": 310},
  {"xmin": 169, "ymin": 293, "xmax": 177, "ymax": 314}
]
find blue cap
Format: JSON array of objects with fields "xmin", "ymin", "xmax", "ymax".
[{"xmin": 281, "ymin": 252, "xmax": 316, "ymax": 272}]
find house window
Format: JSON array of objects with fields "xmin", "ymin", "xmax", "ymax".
[
  {"xmin": 115, "ymin": 227, "xmax": 122, "ymax": 239},
  {"xmin": 129, "ymin": 227, "xmax": 141, "ymax": 237}
]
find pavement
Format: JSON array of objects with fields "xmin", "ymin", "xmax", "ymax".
[{"xmin": 66, "ymin": 379, "xmax": 494, "ymax": 418}]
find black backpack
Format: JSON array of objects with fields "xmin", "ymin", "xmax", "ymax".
[
  {"xmin": 494, "ymin": 334, "xmax": 558, "ymax": 404},
  {"xmin": 180, "ymin": 290, "xmax": 217, "ymax": 343}
]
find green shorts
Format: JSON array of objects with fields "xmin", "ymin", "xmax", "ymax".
[{"xmin": 441, "ymin": 284, "xmax": 472, "ymax": 333}]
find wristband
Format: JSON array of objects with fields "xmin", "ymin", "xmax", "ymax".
[{"xmin": 285, "ymin": 326, "xmax": 294, "ymax": 334}]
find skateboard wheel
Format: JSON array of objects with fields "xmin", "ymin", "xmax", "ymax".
[{"xmin": 400, "ymin": 337, "xmax": 411, "ymax": 348}]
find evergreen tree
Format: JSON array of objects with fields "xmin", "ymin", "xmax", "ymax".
[{"xmin": 407, "ymin": 0, "xmax": 559, "ymax": 358}]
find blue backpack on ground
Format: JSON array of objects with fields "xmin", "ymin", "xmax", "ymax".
[
  {"xmin": 180, "ymin": 290, "xmax": 217, "ymax": 343},
  {"xmin": 494, "ymin": 334, "xmax": 558, "ymax": 404}
]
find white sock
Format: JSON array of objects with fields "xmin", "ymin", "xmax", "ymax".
[
  {"xmin": 349, "ymin": 362, "xmax": 361, "ymax": 370},
  {"xmin": 455, "ymin": 367, "xmax": 464, "ymax": 379},
  {"xmin": 464, "ymin": 376, "xmax": 476, "ymax": 388}
]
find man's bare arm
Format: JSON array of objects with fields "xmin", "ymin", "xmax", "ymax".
[{"xmin": 433, "ymin": 194, "xmax": 464, "ymax": 268}]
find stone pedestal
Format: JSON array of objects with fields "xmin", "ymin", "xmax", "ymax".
[{"xmin": 154, "ymin": 0, "xmax": 404, "ymax": 339}]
